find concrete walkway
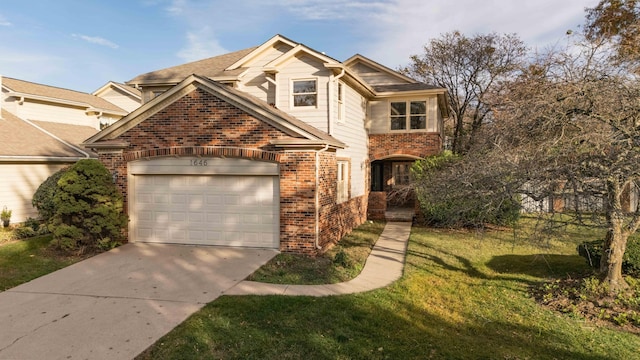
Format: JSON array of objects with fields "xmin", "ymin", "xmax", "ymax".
[
  {"xmin": 226, "ymin": 221, "xmax": 411, "ymax": 296},
  {"xmin": 0, "ymin": 245, "xmax": 277, "ymax": 360}
]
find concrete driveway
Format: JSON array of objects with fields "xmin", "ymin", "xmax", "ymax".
[{"xmin": 0, "ymin": 243, "xmax": 277, "ymax": 360}]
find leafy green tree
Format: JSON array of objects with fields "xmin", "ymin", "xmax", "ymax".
[{"xmin": 50, "ymin": 159, "xmax": 128, "ymax": 252}]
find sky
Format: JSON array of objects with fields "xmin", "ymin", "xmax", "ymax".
[{"xmin": 0, "ymin": 0, "xmax": 600, "ymax": 94}]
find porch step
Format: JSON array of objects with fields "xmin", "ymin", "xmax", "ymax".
[{"xmin": 385, "ymin": 208, "xmax": 415, "ymax": 222}]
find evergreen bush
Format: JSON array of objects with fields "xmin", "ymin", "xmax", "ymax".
[
  {"xmin": 49, "ymin": 159, "xmax": 128, "ymax": 252},
  {"xmin": 32, "ymin": 167, "xmax": 69, "ymax": 221}
]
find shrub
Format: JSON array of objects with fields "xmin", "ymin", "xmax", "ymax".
[
  {"xmin": 23, "ymin": 217, "xmax": 41, "ymax": 232},
  {"xmin": 32, "ymin": 167, "xmax": 69, "ymax": 222},
  {"xmin": 413, "ymin": 152, "xmax": 521, "ymax": 228},
  {"xmin": 578, "ymin": 238, "xmax": 640, "ymax": 273},
  {"xmin": 13, "ymin": 226, "xmax": 36, "ymax": 239},
  {"xmin": 49, "ymin": 159, "xmax": 128, "ymax": 253}
]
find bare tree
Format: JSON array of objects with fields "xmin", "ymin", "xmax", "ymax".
[
  {"xmin": 491, "ymin": 39, "xmax": 640, "ymax": 293},
  {"xmin": 414, "ymin": 36, "xmax": 640, "ymax": 294},
  {"xmin": 402, "ymin": 31, "xmax": 527, "ymax": 154}
]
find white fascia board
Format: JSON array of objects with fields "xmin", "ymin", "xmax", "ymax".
[{"xmin": 226, "ymin": 35, "xmax": 299, "ymax": 70}]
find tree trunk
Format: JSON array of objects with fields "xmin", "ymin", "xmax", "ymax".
[
  {"xmin": 600, "ymin": 180, "xmax": 630, "ymax": 293},
  {"xmin": 599, "ymin": 228, "xmax": 629, "ymax": 293}
]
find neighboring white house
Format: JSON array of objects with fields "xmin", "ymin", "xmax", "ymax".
[{"xmin": 0, "ymin": 76, "xmax": 137, "ymax": 223}]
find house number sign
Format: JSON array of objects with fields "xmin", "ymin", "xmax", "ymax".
[{"xmin": 190, "ymin": 159, "xmax": 208, "ymax": 166}]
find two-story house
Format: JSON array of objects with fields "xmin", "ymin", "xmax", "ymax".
[
  {"xmin": 0, "ymin": 76, "xmax": 139, "ymax": 223},
  {"xmin": 83, "ymin": 34, "xmax": 449, "ymax": 254}
]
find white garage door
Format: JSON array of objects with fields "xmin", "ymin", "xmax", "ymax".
[{"xmin": 129, "ymin": 157, "xmax": 279, "ymax": 248}]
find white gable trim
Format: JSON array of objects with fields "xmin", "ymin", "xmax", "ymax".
[
  {"xmin": 344, "ymin": 54, "xmax": 417, "ymax": 84},
  {"xmin": 226, "ymin": 34, "xmax": 298, "ymax": 70}
]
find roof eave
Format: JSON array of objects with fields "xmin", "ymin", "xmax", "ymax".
[{"xmin": 270, "ymin": 139, "xmax": 345, "ymax": 150}]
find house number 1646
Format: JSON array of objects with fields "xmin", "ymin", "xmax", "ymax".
[{"xmin": 190, "ymin": 159, "xmax": 208, "ymax": 166}]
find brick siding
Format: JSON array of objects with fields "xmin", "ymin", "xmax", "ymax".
[
  {"xmin": 96, "ymin": 87, "xmax": 365, "ymax": 255},
  {"xmin": 369, "ymin": 133, "xmax": 441, "ymax": 161}
]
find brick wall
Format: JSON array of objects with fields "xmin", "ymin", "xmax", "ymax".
[
  {"xmin": 95, "ymin": 87, "xmax": 364, "ymax": 255},
  {"xmin": 369, "ymin": 133, "xmax": 441, "ymax": 161},
  {"xmin": 367, "ymin": 192, "xmax": 387, "ymax": 220}
]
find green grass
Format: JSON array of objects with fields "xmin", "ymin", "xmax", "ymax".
[
  {"xmin": 0, "ymin": 234, "xmax": 84, "ymax": 291},
  {"xmin": 137, "ymin": 221, "xmax": 640, "ymax": 360},
  {"xmin": 247, "ymin": 220, "xmax": 386, "ymax": 284}
]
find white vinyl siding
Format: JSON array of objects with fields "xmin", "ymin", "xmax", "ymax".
[
  {"xmin": 368, "ymin": 96, "xmax": 439, "ymax": 134},
  {"xmin": 349, "ymin": 62, "xmax": 409, "ymax": 85},
  {"xmin": 276, "ymin": 55, "xmax": 331, "ymax": 132},
  {"xmin": 0, "ymin": 163, "xmax": 71, "ymax": 223},
  {"xmin": 334, "ymin": 84, "xmax": 368, "ymax": 198},
  {"xmin": 4, "ymin": 99, "xmax": 102, "ymax": 129},
  {"xmin": 95, "ymin": 87, "xmax": 140, "ymax": 112},
  {"xmin": 236, "ymin": 44, "xmax": 293, "ymax": 104}
]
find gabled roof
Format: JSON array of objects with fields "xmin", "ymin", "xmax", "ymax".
[
  {"xmin": 126, "ymin": 47, "xmax": 258, "ymax": 85},
  {"xmin": 85, "ymin": 75, "xmax": 345, "ymax": 149},
  {"xmin": 2, "ymin": 77, "xmax": 127, "ymax": 115},
  {"xmin": 0, "ymin": 109, "xmax": 96, "ymax": 160},
  {"xmin": 93, "ymin": 81, "xmax": 142, "ymax": 99},
  {"xmin": 343, "ymin": 54, "xmax": 418, "ymax": 84}
]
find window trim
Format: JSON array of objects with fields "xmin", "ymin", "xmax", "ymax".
[
  {"xmin": 291, "ymin": 78, "xmax": 318, "ymax": 108},
  {"xmin": 337, "ymin": 81, "xmax": 345, "ymax": 123},
  {"xmin": 389, "ymin": 100, "xmax": 429, "ymax": 132},
  {"xmin": 337, "ymin": 159, "xmax": 350, "ymax": 203}
]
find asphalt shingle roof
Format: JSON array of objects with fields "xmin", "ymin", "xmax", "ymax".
[
  {"xmin": 0, "ymin": 109, "xmax": 97, "ymax": 158},
  {"xmin": 127, "ymin": 47, "xmax": 258, "ymax": 84},
  {"xmin": 2, "ymin": 77, "xmax": 126, "ymax": 114}
]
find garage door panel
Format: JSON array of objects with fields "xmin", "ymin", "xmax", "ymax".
[{"xmin": 133, "ymin": 172, "xmax": 278, "ymax": 248}]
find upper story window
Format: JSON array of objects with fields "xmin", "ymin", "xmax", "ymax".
[
  {"xmin": 292, "ymin": 79, "xmax": 317, "ymax": 107},
  {"xmin": 390, "ymin": 101, "xmax": 427, "ymax": 131},
  {"xmin": 337, "ymin": 82, "xmax": 345, "ymax": 122}
]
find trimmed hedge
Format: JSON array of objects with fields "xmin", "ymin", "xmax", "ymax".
[{"xmin": 578, "ymin": 238, "xmax": 640, "ymax": 273}]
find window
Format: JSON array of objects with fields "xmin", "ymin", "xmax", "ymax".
[
  {"xmin": 292, "ymin": 79, "xmax": 317, "ymax": 107},
  {"xmin": 337, "ymin": 160, "xmax": 349, "ymax": 203},
  {"xmin": 337, "ymin": 82, "xmax": 345, "ymax": 122},
  {"xmin": 390, "ymin": 101, "xmax": 427, "ymax": 130},
  {"xmin": 392, "ymin": 162, "xmax": 412, "ymax": 187}
]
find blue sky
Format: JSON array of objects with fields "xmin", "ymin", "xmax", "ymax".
[{"xmin": 0, "ymin": 0, "xmax": 599, "ymax": 94}]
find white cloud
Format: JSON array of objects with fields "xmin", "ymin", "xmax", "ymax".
[
  {"xmin": 0, "ymin": 14, "xmax": 12, "ymax": 26},
  {"xmin": 72, "ymin": 34, "xmax": 119, "ymax": 49},
  {"xmin": 356, "ymin": 0, "xmax": 600, "ymax": 69},
  {"xmin": 276, "ymin": 0, "xmax": 390, "ymax": 20},
  {"xmin": 177, "ymin": 26, "xmax": 229, "ymax": 62},
  {"xmin": 166, "ymin": 0, "xmax": 187, "ymax": 15}
]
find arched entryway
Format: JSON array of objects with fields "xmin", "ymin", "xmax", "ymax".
[{"xmin": 369, "ymin": 155, "xmax": 421, "ymax": 221}]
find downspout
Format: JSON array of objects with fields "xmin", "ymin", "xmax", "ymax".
[{"xmin": 315, "ymin": 144, "xmax": 331, "ymax": 250}]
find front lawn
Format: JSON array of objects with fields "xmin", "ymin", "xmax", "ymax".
[
  {"xmin": 137, "ymin": 222, "xmax": 640, "ymax": 359},
  {"xmin": 0, "ymin": 233, "xmax": 89, "ymax": 291},
  {"xmin": 247, "ymin": 220, "xmax": 386, "ymax": 284}
]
